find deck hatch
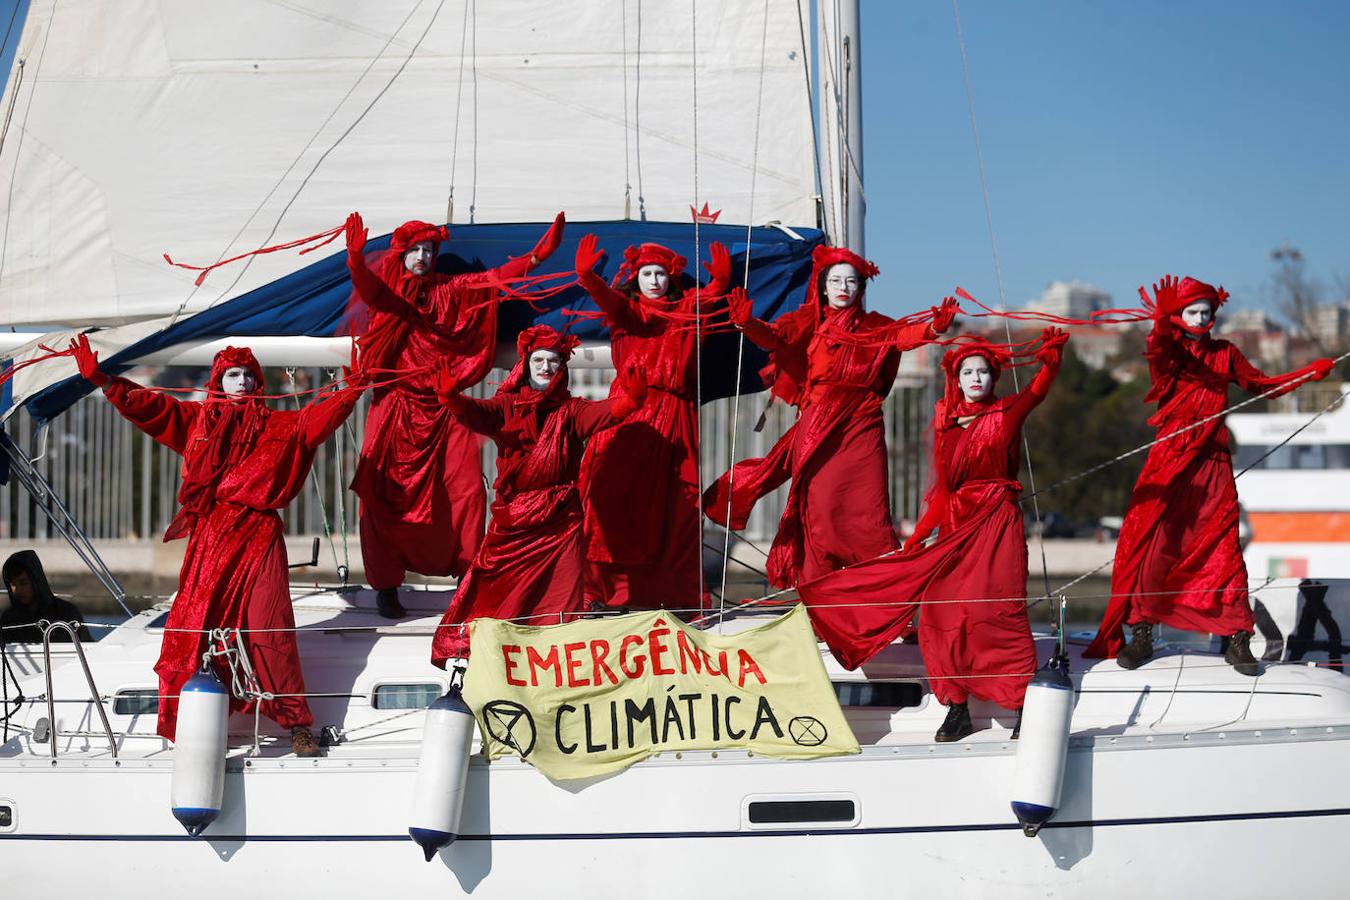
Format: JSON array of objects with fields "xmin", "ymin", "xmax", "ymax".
[
  {"xmin": 371, "ymin": 683, "xmax": 442, "ymax": 710},
  {"xmin": 833, "ymin": 681, "xmax": 924, "ymax": 708},
  {"xmin": 113, "ymin": 689, "xmax": 159, "ymax": 716}
]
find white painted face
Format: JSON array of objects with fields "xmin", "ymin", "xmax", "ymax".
[
  {"xmin": 958, "ymin": 355, "xmax": 994, "ymax": 403},
  {"xmin": 527, "ymin": 349, "xmax": 563, "ymax": 391},
  {"xmin": 403, "ymin": 240, "xmax": 436, "ymax": 276},
  {"xmin": 637, "ymin": 264, "xmax": 670, "ymax": 300},
  {"xmin": 220, "ymin": 366, "xmax": 258, "ymax": 397},
  {"xmin": 1180, "ymin": 300, "xmax": 1214, "ymax": 332},
  {"xmin": 824, "ymin": 263, "xmax": 860, "ymax": 309}
]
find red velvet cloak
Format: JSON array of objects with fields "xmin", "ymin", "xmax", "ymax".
[
  {"xmin": 575, "ymin": 271, "xmax": 718, "ymax": 610},
  {"xmin": 703, "ymin": 302, "xmax": 933, "ymax": 588},
  {"xmin": 796, "ymin": 358, "xmax": 1056, "ymax": 707},
  {"xmin": 430, "ymin": 383, "xmax": 629, "ymax": 664},
  {"xmin": 348, "ymin": 254, "xmax": 530, "ymax": 589},
  {"xmin": 1086, "ymin": 325, "xmax": 1328, "ymax": 656},
  {"xmin": 100, "ymin": 375, "xmax": 361, "ymax": 740}
]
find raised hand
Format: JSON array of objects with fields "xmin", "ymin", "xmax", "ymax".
[
  {"xmin": 69, "ymin": 334, "xmax": 108, "ymax": 387},
  {"xmin": 575, "ymin": 233, "xmax": 604, "ymax": 275},
  {"xmin": 530, "ymin": 211, "xmax": 566, "ymax": 267},
  {"xmin": 1036, "ymin": 326, "xmax": 1069, "ymax": 363},
  {"xmin": 930, "ymin": 296, "xmax": 960, "ymax": 335},
  {"xmin": 726, "ymin": 286, "xmax": 753, "ymax": 326},
  {"xmin": 1149, "ymin": 274, "xmax": 1179, "ymax": 314},
  {"xmin": 344, "ymin": 211, "xmax": 367, "ymax": 259},
  {"xmin": 704, "ymin": 242, "xmax": 731, "ymax": 288},
  {"xmin": 1310, "ymin": 357, "xmax": 1336, "ymax": 382}
]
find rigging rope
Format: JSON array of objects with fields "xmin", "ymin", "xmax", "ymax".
[
  {"xmin": 950, "ymin": 0, "xmax": 1053, "ymax": 603},
  {"xmin": 447, "ymin": 0, "xmax": 472, "ymax": 223},
  {"xmin": 717, "ymin": 0, "xmax": 772, "ymax": 621},
  {"xmin": 690, "ymin": 0, "xmax": 706, "ymax": 610}
]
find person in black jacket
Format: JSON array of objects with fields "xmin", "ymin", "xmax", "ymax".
[{"xmin": 0, "ymin": 551, "xmax": 90, "ymax": 644}]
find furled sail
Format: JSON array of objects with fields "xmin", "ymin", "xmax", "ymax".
[{"xmin": 0, "ymin": 0, "xmax": 819, "ymax": 328}]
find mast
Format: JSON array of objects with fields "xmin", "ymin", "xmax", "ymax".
[{"xmin": 818, "ymin": 0, "xmax": 865, "ymax": 252}]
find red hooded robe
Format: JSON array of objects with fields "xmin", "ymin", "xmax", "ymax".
[
  {"xmin": 98, "ymin": 348, "xmax": 362, "ymax": 739},
  {"xmin": 347, "ymin": 221, "xmax": 535, "ymax": 589},
  {"xmin": 702, "ymin": 247, "xmax": 937, "ymax": 588},
  {"xmin": 576, "ymin": 243, "xmax": 726, "ymax": 610},
  {"xmin": 796, "ymin": 337, "xmax": 1061, "ymax": 710},
  {"xmin": 1087, "ymin": 278, "xmax": 1333, "ymax": 656},
  {"xmin": 431, "ymin": 327, "xmax": 640, "ymax": 663}
]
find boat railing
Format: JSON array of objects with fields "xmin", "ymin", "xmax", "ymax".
[{"xmin": 40, "ymin": 620, "xmax": 118, "ymax": 760}]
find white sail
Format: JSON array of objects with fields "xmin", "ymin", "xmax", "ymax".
[{"xmin": 0, "ymin": 0, "xmax": 818, "ymax": 328}]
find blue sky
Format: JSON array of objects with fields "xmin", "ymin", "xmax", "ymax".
[
  {"xmin": 2, "ymin": 1, "xmax": 1345, "ymax": 320},
  {"xmin": 861, "ymin": 0, "xmax": 1350, "ymax": 317}
]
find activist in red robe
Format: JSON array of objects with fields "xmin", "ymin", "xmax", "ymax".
[
  {"xmin": 703, "ymin": 246, "xmax": 958, "ymax": 588},
  {"xmin": 429, "ymin": 326, "xmax": 648, "ymax": 665},
  {"xmin": 345, "ymin": 211, "xmax": 565, "ymax": 618},
  {"xmin": 573, "ymin": 235, "xmax": 730, "ymax": 611},
  {"xmin": 1086, "ymin": 276, "xmax": 1334, "ymax": 673},
  {"xmin": 70, "ymin": 336, "xmax": 364, "ymax": 754},
  {"xmin": 796, "ymin": 330, "xmax": 1065, "ymax": 741}
]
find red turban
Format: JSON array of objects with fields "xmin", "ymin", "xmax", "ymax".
[
  {"xmin": 502, "ymin": 325, "xmax": 582, "ymax": 396},
  {"xmin": 516, "ymin": 324, "xmax": 581, "ymax": 361},
  {"xmin": 804, "ymin": 244, "xmax": 880, "ymax": 310},
  {"xmin": 207, "ymin": 346, "xmax": 265, "ymax": 395},
  {"xmin": 390, "ymin": 220, "xmax": 450, "ymax": 255},
  {"xmin": 614, "ymin": 243, "xmax": 687, "ymax": 287},
  {"xmin": 1160, "ymin": 276, "xmax": 1229, "ymax": 316},
  {"xmin": 938, "ymin": 337, "xmax": 1010, "ymax": 416}
]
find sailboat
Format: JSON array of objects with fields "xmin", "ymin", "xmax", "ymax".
[{"xmin": 3, "ymin": 3, "xmax": 1350, "ymax": 897}]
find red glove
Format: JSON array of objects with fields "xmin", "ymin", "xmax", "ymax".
[
  {"xmin": 703, "ymin": 242, "xmax": 731, "ymax": 289},
  {"xmin": 529, "ymin": 211, "xmax": 566, "ymax": 267},
  {"xmin": 727, "ymin": 287, "xmax": 753, "ymax": 326},
  {"xmin": 575, "ymin": 233, "xmax": 604, "ymax": 275},
  {"xmin": 1036, "ymin": 326, "xmax": 1069, "ymax": 363},
  {"xmin": 433, "ymin": 359, "xmax": 466, "ymax": 412},
  {"xmin": 619, "ymin": 362, "xmax": 647, "ymax": 409},
  {"xmin": 344, "ymin": 211, "xmax": 367, "ymax": 261},
  {"xmin": 1145, "ymin": 274, "xmax": 1179, "ymax": 317},
  {"xmin": 341, "ymin": 340, "xmax": 367, "ymax": 390},
  {"xmin": 69, "ymin": 335, "xmax": 109, "ymax": 387},
  {"xmin": 930, "ymin": 296, "xmax": 959, "ymax": 335},
  {"xmin": 1310, "ymin": 358, "xmax": 1336, "ymax": 382}
]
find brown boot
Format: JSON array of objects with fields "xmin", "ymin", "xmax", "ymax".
[
  {"xmin": 1116, "ymin": 621, "xmax": 1154, "ymax": 669},
  {"xmin": 291, "ymin": 726, "xmax": 322, "ymax": 758},
  {"xmin": 1224, "ymin": 630, "xmax": 1259, "ymax": 676}
]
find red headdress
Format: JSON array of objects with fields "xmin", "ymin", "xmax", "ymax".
[
  {"xmin": 804, "ymin": 244, "xmax": 880, "ymax": 312},
  {"xmin": 377, "ymin": 219, "xmax": 451, "ymax": 292},
  {"xmin": 1157, "ymin": 276, "xmax": 1229, "ymax": 336},
  {"xmin": 613, "ymin": 243, "xmax": 687, "ymax": 288},
  {"xmin": 937, "ymin": 337, "xmax": 1011, "ymax": 422},
  {"xmin": 1164, "ymin": 276, "xmax": 1229, "ymax": 316},
  {"xmin": 501, "ymin": 325, "xmax": 582, "ymax": 397},
  {"xmin": 206, "ymin": 346, "xmax": 265, "ymax": 396}
]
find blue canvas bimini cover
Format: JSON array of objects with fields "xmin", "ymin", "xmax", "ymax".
[{"xmin": 25, "ymin": 220, "xmax": 823, "ymax": 424}]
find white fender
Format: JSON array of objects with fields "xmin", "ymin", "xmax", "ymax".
[
  {"xmin": 1010, "ymin": 656, "xmax": 1075, "ymax": 837},
  {"xmin": 408, "ymin": 685, "xmax": 477, "ymax": 861},
  {"xmin": 170, "ymin": 668, "xmax": 230, "ymax": 837}
]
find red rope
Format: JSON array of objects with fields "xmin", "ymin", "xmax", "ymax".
[{"xmin": 164, "ymin": 225, "xmax": 346, "ymax": 287}]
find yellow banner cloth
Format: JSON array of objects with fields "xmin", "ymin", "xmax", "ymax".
[{"xmin": 462, "ymin": 604, "xmax": 859, "ymax": 780}]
